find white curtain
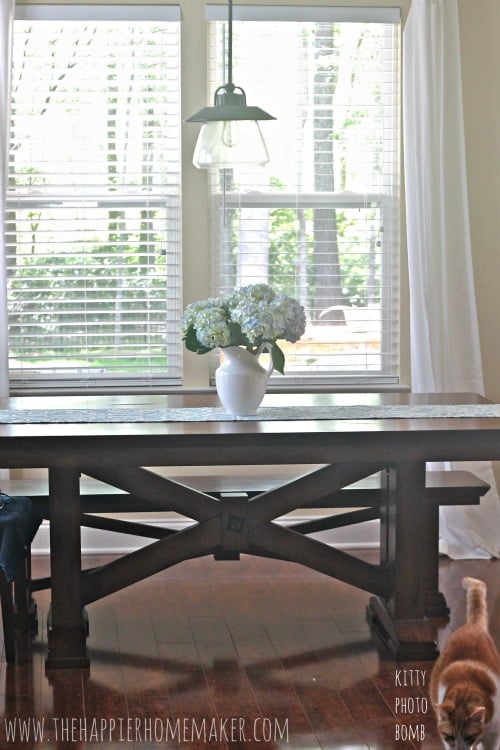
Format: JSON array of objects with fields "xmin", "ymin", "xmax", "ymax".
[
  {"xmin": 404, "ymin": 0, "xmax": 499, "ymax": 558},
  {"xmin": 0, "ymin": 0, "xmax": 13, "ymax": 398}
]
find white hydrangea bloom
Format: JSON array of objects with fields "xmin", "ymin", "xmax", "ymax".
[
  {"xmin": 195, "ymin": 308, "xmax": 232, "ymax": 349},
  {"xmin": 182, "ymin": 283, "xmax": 306, "ymax": 372}
]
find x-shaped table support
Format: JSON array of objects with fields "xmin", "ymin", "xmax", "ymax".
[{"xmin": 46, "ymin": 459, "xmax": 438, "ymax": 669}]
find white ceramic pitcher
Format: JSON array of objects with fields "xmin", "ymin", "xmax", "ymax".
[{"xmin": 215, "ymin": 344, "xmax": 274, "ymax": 417}]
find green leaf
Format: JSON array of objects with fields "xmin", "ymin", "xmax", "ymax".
[
  {"xmin": 228, "ymin": 321, "xmax": 247, "ymax": 347},
  {"xmin": 271, "ymin": 343, "xmax": 285, "ymax": 375},
  {"xmin": 183, "ymin": 325, "xmax": 211, "ymax": 355}
]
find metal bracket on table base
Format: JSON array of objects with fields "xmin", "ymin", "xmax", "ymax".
[
  {"xmin": 366, "ymin": 596, "xmax": 439, "ymax": 661},
  {"xmin": 214, "ymin": 496, "xmax": 249, "ymax": 561}
]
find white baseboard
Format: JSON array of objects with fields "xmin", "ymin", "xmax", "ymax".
[{"xmin": 31, "ymin": 517, "xmax": 380, "ymax": 556}]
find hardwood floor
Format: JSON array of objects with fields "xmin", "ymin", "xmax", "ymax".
[{"xmin": 0, "ymin": 551, "xmax": 499, "ymax": 749}]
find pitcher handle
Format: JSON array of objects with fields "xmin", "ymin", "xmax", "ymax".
[{"xmin": 257, "ymin": 342, "xmax": 274, "ymax": 376}]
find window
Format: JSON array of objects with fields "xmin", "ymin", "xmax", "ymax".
[
  {"xmin": 4, "ymin": 3, "xmax": 402, "ymax": 394},
  {"xmin": 6, "ymin": 5, "xmax": 181, "ymax": 391},
  {"xmin": 208, "ymin": 7, "xmax": 400, "ymax": 385}
]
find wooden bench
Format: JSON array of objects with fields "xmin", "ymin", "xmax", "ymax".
[{"xmin": 2, "ymin": 467, "xmax": 489, "ymax": 620}]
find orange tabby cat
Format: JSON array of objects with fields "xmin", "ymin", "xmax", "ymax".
[{"xmin": 430, "ymin": 577, "xmax": 500, "ymax": 750}]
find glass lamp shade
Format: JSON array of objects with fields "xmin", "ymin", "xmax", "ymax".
[{"xmin": 192, "ymin": 119, "xmax": 270, "ymax": 169}]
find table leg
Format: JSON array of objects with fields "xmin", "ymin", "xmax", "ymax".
[
  {"xmin": 367, "ymin": 462, "xmax": 439, "ymax": 660},
  {"xmin": 420, "ymin": 496, "xmax": 449, "ymax": 617},
  {"xmin": 46, "ymin": 467, "xmax": 89, "ymax": 670}
]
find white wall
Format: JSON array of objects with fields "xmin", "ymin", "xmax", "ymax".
[{"xmin": 458, "ymin": 0, "xmax": 500, "ymax": 485}]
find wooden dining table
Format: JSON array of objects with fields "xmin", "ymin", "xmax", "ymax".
[{"xmin": 0, "ymin": 391, "xmax": 499, "ymax": 670}]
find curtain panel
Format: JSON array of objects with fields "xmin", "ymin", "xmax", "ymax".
[
  {"xmin": 404, "ymin": 0, "xmax": 499, "ymax": 558},
  {"xmin": 0, "ymin": 0, "xmax": 13, "ymax": 397}
]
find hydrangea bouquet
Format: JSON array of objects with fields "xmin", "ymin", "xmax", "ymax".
[{"xmin": 182, "ymin": 284, "xmax": 306, "ymax": 374}]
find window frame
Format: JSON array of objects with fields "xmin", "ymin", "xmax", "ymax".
[
  {"xmin": 6, "ymin": 3, "xmax": 183, "ymax": 393},
  {"xmin": 3, "ymin": 1, "xmax": 407, "ymax": 395},
  {"xmin": 207, "ymin": 6, "xmax": 401, "ymax": 388}
]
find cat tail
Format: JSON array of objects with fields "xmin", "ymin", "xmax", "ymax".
[{"xmin": 462, "ymin": 577, "xmax": 488, "ymax": 629}]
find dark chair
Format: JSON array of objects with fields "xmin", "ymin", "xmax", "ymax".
[{"xmin": 0, "ymin": 495, "xmax": 42, "ymax": 663}]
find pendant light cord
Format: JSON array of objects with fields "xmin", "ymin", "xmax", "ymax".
[{"xmin": 227, "ymin": 0, "xmax": 233, "ymax": 88}]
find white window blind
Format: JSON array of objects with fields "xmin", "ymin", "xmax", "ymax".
[
  {"xmin": 207, "ymin": 7, "xmax": 400, "ymax": 385},
  {"xmin": 6, "ymin": 6, "xmax": 181, "ymax": 391}
]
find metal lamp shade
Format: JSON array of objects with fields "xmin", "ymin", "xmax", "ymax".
[{"xmin": 186, "ymin": 23, "xmax": 275, "ymax": 169}]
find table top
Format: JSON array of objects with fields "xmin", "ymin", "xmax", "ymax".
[
  {"xmin": 0, "ymin": 392, "xmax": 500, "ymax": 424},
  {"xmin": 0, "ymin": 392, "xmax": 498, "ymax": 470}
]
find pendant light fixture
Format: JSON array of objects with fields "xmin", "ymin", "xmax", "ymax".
[{"xmin": 187, "ymin": 0, "xmax": 275, "ymax": 169}]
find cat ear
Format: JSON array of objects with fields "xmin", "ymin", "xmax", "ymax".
[{"xmin": 470, "ymin": 706, "xmax": 486, "ymax": 722}]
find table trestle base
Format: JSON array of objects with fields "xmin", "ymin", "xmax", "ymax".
[{"xmin": 44, "ymin": 457, "xmax": 488, "ymax": 667}]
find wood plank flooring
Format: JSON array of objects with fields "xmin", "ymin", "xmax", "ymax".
[{"xmin": 0, "ymin": 550, "xmax": 499, "ymax": 749}]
